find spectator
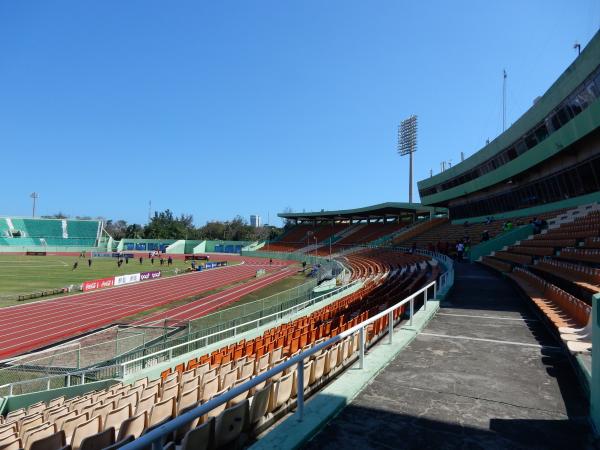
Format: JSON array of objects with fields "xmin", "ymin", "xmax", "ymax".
[
  {"xmin": 481, "ymin": 230, "xmax": 490, "ymax": 241},
  {"xmin": 463, "ymin": 220, "xmax": 470, "ymax": 228},
  {"xmin": 456, "ymin": 241, "xmax": 464, "ymax": 261}
]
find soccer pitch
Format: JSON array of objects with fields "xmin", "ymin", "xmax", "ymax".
[{"xmin": 0, "ymin": 254, "xmax": 234, "ymax": 303}]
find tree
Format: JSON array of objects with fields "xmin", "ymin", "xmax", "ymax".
[
  {"xmin": 105, "ymin": 219, "xmax": 129, "ymax": 240},
  {"xmin": 42, "ymin": 212, "xmax": 69, "ymax": 219},
  {"xmin": 125, "ymin": 224, "xmax": 143, "ymax": 238},
  {"xmin": 143, "ymin": 209, "xmax": 193, "ymax": 239}
]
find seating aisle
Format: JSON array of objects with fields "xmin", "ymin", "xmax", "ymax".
[{"xmin": 303, "ymin": 262, "xmax": 593, "ymax": 449}]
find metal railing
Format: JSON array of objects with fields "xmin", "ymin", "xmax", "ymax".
[
  {"xmin": 0, "ymin": 281, "xmax": 359, "ymax": 396},
  {"xmin": 0, "ymin": 248, "xmax": 453, "ymax": 398},
  {"xmin": 0, "ymin": 364, "xmax": 122, "ymax": 397},
  {"xmin": 123, "ymin": 276, "xmax": 445, "ymax": 450},
  {"xmin": 120, "ymin": 281, "xmax": 360, "ymax": 376}
]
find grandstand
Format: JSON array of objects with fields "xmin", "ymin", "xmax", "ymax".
[
  {"xmin": 270, "ymin": 202, "xmax": 444, "ymax": 254},
  {"xmin": 0, "ymin": 218, "xmax": 102, "ymax": 249}
]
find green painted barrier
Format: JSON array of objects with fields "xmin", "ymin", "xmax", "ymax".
[
  {"xmin": 592, "ymin": 293, "xmax": 599, "ymax": 435},
  {"xmin": 469, "ymin": 224, "xmax": 534, "ymax": 262}
]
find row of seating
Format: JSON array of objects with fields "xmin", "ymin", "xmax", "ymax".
[
  {"xmin": 507, "ymin": 267, "xmax": 592, "ymax": 354},
  {"xmin": 484, "ymin": 208, "xmax": 599, "ymax": 273},
  {"xmin": 317, "ymin": 222, "xmax": 409, "ymax": 255},
  {"xmin": 534, "ymin": 259, "xmax": 600, "ymax": 294},
  {"xmin": 558, "ymin": 247, "xmax": 600, "ymax": 264},
  {"xmin": 399, "ymin": 210, "xmax": 565, "ymax": 252},
  {"xmin": 480, "ymin": 256, "xmax": 512, "ymax": 273}
]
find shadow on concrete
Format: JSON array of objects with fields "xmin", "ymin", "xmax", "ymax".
[{"xmin": 302, "ymin": 400, "xmax": 596, "ymax": 450}]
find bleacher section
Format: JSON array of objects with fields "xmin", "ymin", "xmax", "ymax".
[
  {"xmin": 13, "ymin": 219, "xmax": 63, "ymax": 238},
  {"xmin": 0, "ymin": 218, "xmax": 101, "ymax": 249},
  {"xmin": 0, "ymin": 249, "xmax": 439, "ymax": 450},
  {"xmin": 0, "ymin": 218, "xmax": 10, "ymax": 238},
  {"xmin": 317, "ymin": 222, "xmax": 408, "ymax": 255},
  {"xmin": 267, "ymin": 223, "xmax": 346, "ymax": 253},
  {"xmin": 270, "ymin": 221, "xmax": 412, "ymax": 255},
  {"xmin": 478, "ymin": 206, "xmax": 599, "ymax": 355},
  {"xmin": 399, "ymin": 211, "xmax": 561, "ymax": 253}
]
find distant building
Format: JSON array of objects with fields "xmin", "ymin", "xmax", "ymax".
[{"xmin": 250, "ymin": 215, "xmax": 261, "ymax": 228}]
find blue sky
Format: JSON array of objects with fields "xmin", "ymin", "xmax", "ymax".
[{"xmin": 1, "ymin": 1, "xmax": 598, "ymax": 226}]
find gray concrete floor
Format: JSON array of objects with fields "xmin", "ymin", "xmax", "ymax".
[{"xmin": 304, "ymin": 262, "xmax": 596, "ymax": 449}]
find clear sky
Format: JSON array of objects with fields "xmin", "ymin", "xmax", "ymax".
[{"xmin": 1, "ymin": 1, "xmax": 598, "ymax": 226}]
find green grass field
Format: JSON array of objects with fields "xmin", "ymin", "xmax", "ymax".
[{"xmin": 0, "ymin": 254, "xmax": 236, "ymax": 305}]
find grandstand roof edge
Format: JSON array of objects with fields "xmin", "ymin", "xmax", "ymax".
[
  {"xmin": 0, "ymin": 216, "xmax": 101, "ymax": 222},
  {"xmin": 277, "ymin": 202, "xmax": 446, "ymax": 220},
  {"xmin": 417, "ymin": 29, "xmax": 600, "ymax": 190}
]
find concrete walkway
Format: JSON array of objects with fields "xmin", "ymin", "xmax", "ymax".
[{"xmin": 304, "ymin": 262, "xmax": 594, "ymax": 449}]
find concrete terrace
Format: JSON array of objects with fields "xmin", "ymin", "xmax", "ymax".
[{"xmin": 304, "ymin": 262, "xmax": 594, "ymax": 449}]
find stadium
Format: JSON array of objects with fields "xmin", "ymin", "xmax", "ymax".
[{"xmin": 1, "ymin": 7, "xmax": 600, "ymax": 450}]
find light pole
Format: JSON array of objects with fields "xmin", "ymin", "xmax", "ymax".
[
  {"xmin": 329, "ymin": 222, "xmax": 332, "ymax": 260},
  {"xmin": 30, "ymin": 192, "xmax": 39, "ymax": 218},
  {"xmin": 397, "ymin": 115, "xmax": 418, "ymax": 203}
]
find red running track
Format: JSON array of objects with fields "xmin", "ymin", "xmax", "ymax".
[
  {"xmin": 133, "ymin": 268, "xmax": 294, "ymax": 325},
  {"xmin": 0, "ymin": 259, "xmax": 292, "ymax": 359}
]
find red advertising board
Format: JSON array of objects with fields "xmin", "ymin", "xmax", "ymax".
[{"xmin": 82, "ymin": 277, "xmax": 115, "ymax": 292}]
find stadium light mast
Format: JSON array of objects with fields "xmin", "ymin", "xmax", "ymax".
[
  {"xmin": 397, "ymin": 115, "xmax": 418, "ymax": 203},
  {"xmin": 502, "ymin": 69, "xmax": 507, "ymax": 132},
  {"xmin": 30, "ymin": 192, "xmax": 39, "ymax": 218}
]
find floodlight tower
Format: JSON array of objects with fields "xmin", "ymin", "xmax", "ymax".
[
  {"xmin": 30, "ymin": 192, "xmax": 39, "ymax": 218},
  {"xmin": 397, "ymin": 115, "xmax": 418, "ymax": 203}
]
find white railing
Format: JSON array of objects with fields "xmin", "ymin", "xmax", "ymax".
[
  {"xmin": 0, "ymin": 248, "xmax": 453, "ymax": 398},
  {"xmin": 0, "ymin": 282, "xmax": 360, "ymax": 397},
  {"xmin": 0, "ymin": 364, "xmax": 122, "ymax": 397},
  {"xmin": 124, "ymin": 278, "xmax": 442, "ymax": 450},
  {"xmin": 120, "ymin": 281, "xmax": 361, "ymax": 376}
]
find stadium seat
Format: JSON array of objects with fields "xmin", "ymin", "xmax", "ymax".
[
  {"xmin": 116, "ymin": 412, "xmax": 147, "ymax": 442},
  {"xmin": 178, "ymin": 418, "xmax": 214, "ymax": 450},
  {"xmin": 79, "ymin": 428, "xmax": 115, "ymax": 450},
  {"xmin": 29, "ymin": 430, "xmax": 65, "ymax": 450},
  {"xmin": 214, "ymin": 400, "xmax": 248, "ymax": 448}
]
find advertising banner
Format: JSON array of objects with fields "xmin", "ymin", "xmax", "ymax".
[
  {"xmin": 140, "ymin": 271, "xmax": 161, "ymax": 281},
  {"xmin": 91, "ymin": 252, "xmax": 135, "ymax": 258},
  {"xmin": 203, "ymin": 261, "xmax": 228, "ymax": 270},
  {"xmin": 185, "ymin": 255, "xmax": 210, "ymax": 261},
  {"xmin": 82, "ymin": 277, "xmax": 115, "ymax": 292},
  {"xmin": 114, "ymin": 273, "xmax": 141, "ymax": 286}
]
